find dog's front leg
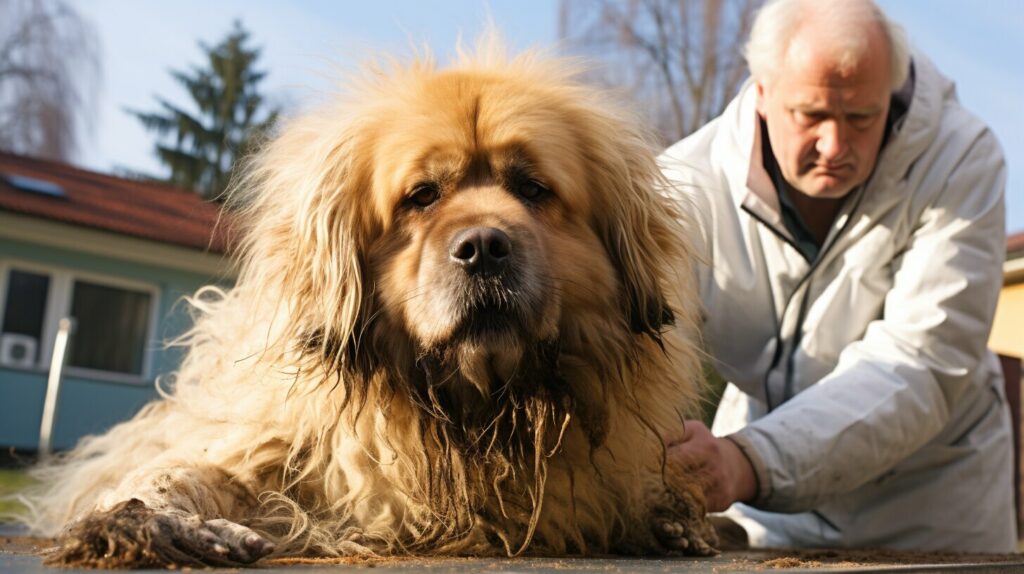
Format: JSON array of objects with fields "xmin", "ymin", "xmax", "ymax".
[{"xmin": 45, "ymin": 465, "xmax": 275, "ymax": 568}]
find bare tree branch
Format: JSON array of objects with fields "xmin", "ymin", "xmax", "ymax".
[
  {"xmin": 560, "ymin": 0, "xmax": 762, "ymax": 144},
  {"xmin": 0, "ymin": 0, "xmax": 101, "ymax": 161}
]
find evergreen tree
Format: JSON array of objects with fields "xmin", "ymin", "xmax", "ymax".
[{"xmin": 131, "ymin": 21, "xmax": 278, "ymax": 199}]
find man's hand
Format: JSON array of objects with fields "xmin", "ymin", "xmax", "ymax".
[{"xmin": 666, "ymin": 421, "xmax": 757, "ymax": 512}]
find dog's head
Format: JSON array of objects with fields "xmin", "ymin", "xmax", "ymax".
[{"xmin": 232, "ymin": 44, "xmax": 691, "ymax": 417}]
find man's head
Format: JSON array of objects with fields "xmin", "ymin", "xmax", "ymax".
[{"xmin": 746, "ymin": 0, "xmax": 909, "ymax": 199}]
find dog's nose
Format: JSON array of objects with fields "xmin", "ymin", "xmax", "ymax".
[{"xmin": 449, "ymin": 227, "xmax": 512, "ymax": 276}]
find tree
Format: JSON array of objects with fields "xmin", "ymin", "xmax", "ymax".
[
  {"xmin": 559, "ymin": 0, "xmax": 762, "ymax": 144},
  {"xmin": 0, "ymin": 0, "xmax": 100, "ymax": 161},
  {"xmin": 131, "ymin": 21, "xmax": 278, "ymax": 199}
]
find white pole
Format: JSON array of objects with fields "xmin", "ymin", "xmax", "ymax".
[{"xmin": 39, "ymin": 317, "xmax": 74, "ymax": 458}]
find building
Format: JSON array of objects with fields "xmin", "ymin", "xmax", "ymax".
[
  {"xmin": 988, "ymin": 230, "xmax": 1024, "ymax": 533},
  {"xmin": 0, "ymin": 151, "xmax": 231, "ymax": 451},
  {"xmin": 991, "ymin": 231, "xmax": 1024, "ymax": 360}
]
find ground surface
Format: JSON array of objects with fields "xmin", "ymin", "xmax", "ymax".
[
  {"xmin": 1, "ymin": 470, "xmax": 1022, "ymax": 573},
  {"xmin": 3, "ymin": 526, "xmax": 1024, "ymax": 574}
]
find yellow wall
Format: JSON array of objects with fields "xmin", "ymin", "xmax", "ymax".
[{"xmin": 991, "ymin": 282, "xmax": 1024, "ymax": 358}]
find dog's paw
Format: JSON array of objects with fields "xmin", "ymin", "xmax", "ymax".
[
  {"xmin": 148, "ymin": 513, "xmax": 276, "ymax": 565},
  {"xmin": 651, "ymin": 515, "xmax": 717, "ymax": 556},
  {"xmin": 44, "ymin": 498, "xmax": 274, "ymax": 568},
  {"xmin": 649, "ymin": 489, "xmax": 719, "ymax": 556}
]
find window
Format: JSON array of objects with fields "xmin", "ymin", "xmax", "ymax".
[
  {"xmin": 1, "ymin": 269, "xmax": 51, "ymax": 363},
  {"xmin": 0, "ymin": 261, "xmax": 158, "ymax": 380},
  {"xmin": 68, "ymin": 281, "xmax": 152, "ymax": 375}
]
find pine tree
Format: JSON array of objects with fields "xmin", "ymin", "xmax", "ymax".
[{"xmin": 130, "ymin": 21, "xmax": 278, "ymax": 199}]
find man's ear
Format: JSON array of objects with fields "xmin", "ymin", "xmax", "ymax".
[{"xmin": 755, "ymin": 80, "xmax": 768, "ymax": 116}]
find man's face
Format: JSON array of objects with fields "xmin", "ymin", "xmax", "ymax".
[{"xmin": 756, "ymin": 30, "xmax": 892, "ymax": 199}]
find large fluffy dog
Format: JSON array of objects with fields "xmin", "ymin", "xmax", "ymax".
[{"xmin": 24, "ymin": 40, "xmax": 715, "ymax": 567}]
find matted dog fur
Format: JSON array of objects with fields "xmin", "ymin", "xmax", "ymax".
[{"xmin": 21, "ymin": 37, "xmax": 716, "ymax": 568}]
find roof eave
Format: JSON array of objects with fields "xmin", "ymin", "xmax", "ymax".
[{"xmin": 0, "ymin": 212, "xmax": 235, "ymax": 279}]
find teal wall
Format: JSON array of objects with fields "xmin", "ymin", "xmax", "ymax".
[{"xmin": 0, "ymin": 236, "xmax": 228, "ymax": 451}]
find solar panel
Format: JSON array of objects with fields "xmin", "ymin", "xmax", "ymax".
[{"xmin": 3, "ymin": 174, "xmax": 66, "ymax": 198}]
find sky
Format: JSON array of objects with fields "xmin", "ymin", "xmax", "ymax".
[{"xmin": 67, "ymin": 0, "xmax": 1024, "ymax": 234}]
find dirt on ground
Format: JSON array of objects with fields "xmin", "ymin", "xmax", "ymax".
[
  {"xmin": 4, "ymin": 535, "xmax": 1023, "ymax": 571},
  {"xmin": 0, "ymin": 535, "xmax": 52, "ymax": 555},
  {"xmin": 713, "ymin": 548, "xmax": 1024, "ymax": 570},
  {"xmin": 265, "ymin": 548, "xmax": 1024, "ymax": 570}
]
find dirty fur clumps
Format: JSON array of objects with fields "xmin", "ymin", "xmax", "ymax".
[
  {"xmin": 46, "ymin": 498, "xmax": 277, "ymax": 569},
  {"xmin": 44, "ymin": 499, "xmax": 194, "ymax": 569}
]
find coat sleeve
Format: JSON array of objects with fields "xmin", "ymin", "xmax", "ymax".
[{"xmin": 727, "ymin": 127, "xmax": 1007, "ymax": 513}]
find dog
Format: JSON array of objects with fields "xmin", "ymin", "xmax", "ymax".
[{"xmin": 22, "ymin": 38, "xmax": 716, "ymax": 568}]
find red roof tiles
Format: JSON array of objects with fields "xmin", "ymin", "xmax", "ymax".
[
  {"xmin": 1009, "ymin": 231, "xmax": 1024, "ymax": 256},
  {"xmin": 0, "ymin": 151, "xmax": 229, "ymax": 253}
]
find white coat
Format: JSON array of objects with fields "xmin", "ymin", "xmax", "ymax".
[{"xmin": 660, "ymin": 52, "xmax": 1015, "ymax": 552}]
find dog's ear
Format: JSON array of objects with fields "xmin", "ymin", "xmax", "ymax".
[
  {"xmin": 607, "ymin": 209, "xmax": 676, "ymax": 340},
  {"xmin": 603, "ymin": 184, "xmax": 678, "ymax": 343},
  {"xmin": 228, "ymin": 111, "xmax": 383, "ymax": 379},
  {"xmin": 584, "ymin": 117, "xmax": 686, "ymax": 344}
]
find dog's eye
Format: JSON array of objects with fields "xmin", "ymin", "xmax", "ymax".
[
  {"xmin": 518, "ymin": 179, "xmax": 550, "ymax": 201},
  {"xmin": 409, "ymin": 184, "xmax": 440, "ymax": 208}
]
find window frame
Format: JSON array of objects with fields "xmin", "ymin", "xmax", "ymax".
[{"xmin": 0, "ymin": 258, "xmax": 160, "ymax": 384}]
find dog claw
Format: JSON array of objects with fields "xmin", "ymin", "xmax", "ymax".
[
  {"xmin": 202, "ymin": 517, "xmax": 275, "ymax": 563},
  {"xmin": 244, "ymin": 533, "xmax": 276, "ymax": 555},
  {"xmin": 660, "ymin": 520, "xmax": 685, "ymax": 538}
]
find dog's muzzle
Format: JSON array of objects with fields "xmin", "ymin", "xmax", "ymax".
[{"xmin": 446, "ymin": 226, "xmax": 530, "ymax": 338}]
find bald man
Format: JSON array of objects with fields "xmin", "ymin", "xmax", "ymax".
[{"xmin": 661, "ymin": 0, "xmax": 1014, "ymax": 552}]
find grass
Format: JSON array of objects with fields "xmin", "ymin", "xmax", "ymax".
[{"xmin": 0, "ymin": 468, "xmax": 32, "ymax": 518}]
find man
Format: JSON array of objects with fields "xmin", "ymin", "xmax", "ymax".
[{"xmin": 660, "ymin": 0, "xmax": 1014, "ymax": 552}]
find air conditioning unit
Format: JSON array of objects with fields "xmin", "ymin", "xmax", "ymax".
[{"xmin": 0, "ymin": 333, "xmax": 37, "ymax": 368}]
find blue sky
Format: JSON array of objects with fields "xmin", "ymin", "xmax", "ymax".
[{"xmin": 69, "ymin": 0, "xmax": 1023, "ymax": 234}]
